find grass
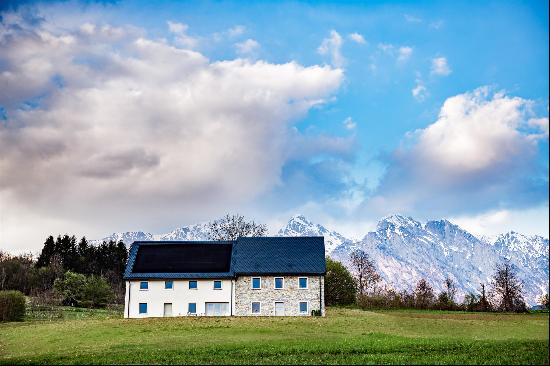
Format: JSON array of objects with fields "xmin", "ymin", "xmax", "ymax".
[{"xmin": 0, "ymin": 307, "xmax": 548, "ymax": 364}]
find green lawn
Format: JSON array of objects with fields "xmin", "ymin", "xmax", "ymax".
[{"xmin": 0, "ymin": 307, "xmax": 548, "ymax": 365}]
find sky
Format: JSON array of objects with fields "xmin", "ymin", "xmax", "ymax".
[{"xmin": 0, "ymin": 0, "xmax": 548, "ymax": 253}]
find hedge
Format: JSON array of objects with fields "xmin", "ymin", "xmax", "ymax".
[{"xmin": 0, "ymin": 290, "xmax": 26, "ymax": 321}]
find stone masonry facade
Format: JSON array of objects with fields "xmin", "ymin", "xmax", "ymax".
[{"xmin": 234, "ymin": 275, "xmax": 325, "ymax": 316}]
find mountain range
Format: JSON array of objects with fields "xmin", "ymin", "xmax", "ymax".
[{"xmin": 93, "ymin": 214, "xmax": 549, "ymax": 305}]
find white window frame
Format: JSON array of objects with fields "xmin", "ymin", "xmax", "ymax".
[
  {"xmin": 299, "ymin": 301, "xmax": 309, "ymax": 315},
  {"xmin": 250, "ymin": 301, "xmax": 261, "ymax": 315},
  {"xmin": 164, "ymin": 280, "xmax": 174, "ymax": 290},
  {"xmin": 251, "ymin": 277, "xmax": 262, "ymax": 290},
  {"xmin": 298, "ymin": 277, "xmax": 309, "ymax": 289},
  {"xmin": 213, "ymin": 280, "xmax": 222, "ymax": 290},
  {"xmin": 274, "ymin": 277, "xmax": 285, "ymax": 290},
  {"xmin": 139, "ymin": 281, "xmax": 149, "ymax": 291},
  {"xmin": 139, "ymin": 302, "xmax": 148, "ymax": 314},
  {"xmin": 188, "ymin": 302, "xmax": 197, "ymax": 315}
]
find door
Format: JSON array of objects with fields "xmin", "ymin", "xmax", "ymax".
[
  {"xmin": 205, "ymin": 302, "xmax": 229, "ymax": 316},
  {"xmin": 163, "ymin": 303, "xmax": 172, "ymax": 317},
  {"xmin": 275, "ymin": 301, "xmax": 285, "ymax": 316}
]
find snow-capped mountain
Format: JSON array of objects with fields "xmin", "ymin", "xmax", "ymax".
[
  {"xmin": 277, "ymin": 214, "xmax": 353, "ymax": 254},
  {"xmin": 92, "ymin": 214, "xmax": 548, "ymax": 305},
  {"xmin": 329, "ymin": 215, "xmax": 548, "ymax": 306}
]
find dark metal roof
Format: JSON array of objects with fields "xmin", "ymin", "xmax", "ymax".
[
  {"xmin": 232, "ymin": 237, "xmax": 326, "ymax": 275},
  {"xmin": 123, "ymin": 237, "xmax": 325, "ymax": 279},
  {"xmin": 124, "ymin": 241, "xmax": 234, "ymax": 279}
]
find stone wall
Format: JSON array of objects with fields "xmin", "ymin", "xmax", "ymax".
[{"xmin": 234, "ymin": 275, "xmax": 324, "ymax": 316}]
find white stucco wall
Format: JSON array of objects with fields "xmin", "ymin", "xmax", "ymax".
[{"xmin": 124, "ymin": 279, "xmax": 233, "ymax": 318}]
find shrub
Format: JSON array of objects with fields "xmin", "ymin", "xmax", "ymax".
[
  {"xmin": 325, "ymin": 257, "xmax": 357, "ymax": 306},
  {"xmin": 54, "ymin": 271, "xmax": 114, "ymax": 308},
  {"xmin": 0, "ymin": 290, "xmax": 26, "ymax": 321}
]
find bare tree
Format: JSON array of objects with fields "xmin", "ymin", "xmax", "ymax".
[
  {"xmin": 444, "ymin": 276, "xmax": 457, "ymax": 304},
  {"xmin": 207, "ymin": 214, "xmax": 267, "ymax": 241},
  {"xmin": 479, "ymin": 283, "xmax": 491, "ymax": 312},
  {"xmin": 414, "ymin": 278, "xmax": 435, "ymax": 309},
  {"xmin": 539, "ymin": 293, "xmax": 549, "ymax": 310},
  {"xmin": 490, "ymin": 261, "xmax": 526, "ymax": 312},
  {"xmin": 349, "ymin": 250, "xmax": 380, "ymax": 296}
]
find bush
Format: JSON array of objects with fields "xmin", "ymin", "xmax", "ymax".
[
  {"xmin": 325, "ymin": 257, "xmax": 357, "ymax": 306},
  {"xmin": 0, "ymin": 290, "xmax": 26, "ymax": 321},
  {"xmin": 54, "ymin": 271, "xmax": 114, "ymax": 308}
]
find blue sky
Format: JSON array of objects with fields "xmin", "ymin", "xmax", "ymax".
[{"xmin": 0, "ymin": 0, "xmax": 548, "ymax": 251}]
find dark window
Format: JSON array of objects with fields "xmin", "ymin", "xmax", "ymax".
[
  {"xmin": 252, "ymin": 277, "xmax": 261, "ymax": 289},
  {"xmin": 139, "ymin": 303, "xmax": 147, "ymax": 314},
  {"xmin": 132, "ymin": 243, "xmax": 232, "ymax": 273},
  {"xmin": 140, "ymin": 281, "xmax": 148, "ymax": 290},
  {"xmin": 188, "ymin": 303, "xmax": 196, "ymax": 314},
  {"xmin": 299, "ymin": 302, "xmax": 308, "ymax": 314},
  {"xmin": 189, "ymin": 280, "xmax": 197, "ymax": 289},
  {"xmin": 299, "ymin": 277, "xmax": 308, "ymax": 289},
  {"xmin": 213, "ymin": 280, "xmax": 222, "ymax": 289},
  {"xmin": 274, "ymin": 277, "xmax": 284, "ymax": 289},
  {"xmin": 251, "ymin": 302, "xmax": 261, "ymax": 314},
  {"xmin": 165, "ymin": 280, "xmax": 173, "ymax": 289}
]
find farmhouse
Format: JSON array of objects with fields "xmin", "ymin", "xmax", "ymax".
[{"xmin": 123, "ymin": 237, "xmax": 325, "ymax": 318}]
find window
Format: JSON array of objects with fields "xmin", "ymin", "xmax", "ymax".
[
  {"xmin": 189, "ymin": 280, "xmax": 198, "ymax": 289},
  {"xmin": 299, "ymin": 301, "xmax": 308, "ymax": 314},
  {"xmin": 165, "ymin": 280, "xmax": 173, "ymax": 289},
  {"xmin": 188, "ymin": 303, "xmax": 197, "ymax": 314},
  {"xmin": 274, "ymin": 277, "xmax": 284, "ymax": 289},
  {"xmin": 213, "ymin": 280, "xmax": 222, "ymax": 290},
  {"xmin": 251, "ymin": 277, "xmax": 261, "ymax": 289},
  {"xmin": 139, "ymin": 303, "xmax": 147, "ymax": 314},
  {"xmin": 139, "ymin": 281, "xmax": 148, "ymax": 290},
  {"xmin": 299, "ymin": 277, "xmax": 308, "ymax": 289},
  {"xmin": 205, "ymin": 302, "xmax": 229, "ymax": 316},
  {"xmin": 251, "ymin": 302, "xmax": 261, "ymax": 314}
]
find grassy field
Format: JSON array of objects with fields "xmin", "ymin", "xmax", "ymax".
[{"xmin": 0, "ymin": 307, "xmax": 548, "ymax": 365}]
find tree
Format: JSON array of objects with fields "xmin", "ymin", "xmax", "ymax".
[
  {"xmin": 54, "ymin": 271, "xmax": 113, "ymax": 308},
  {"xmin": 444, "ymin": 276, "xmax": 457, "ymax": 304},
  {"xmin": 414, "ymin": 278, "xmax": 435, "ymax": 309},
  {"xmin": 207, "ymin": 214, "xmax": 267, "ymax": 240},
  {"xmin": 490, "ymin": 261, "xmax": 526, "ymax": 312},
  {"xmin": 479, "ymin": 283, "xmax": 491, "ymax": 312},
  {"xmin": 349, "ymin": 250, "xmax": 380, "ymax": 296},
  {"xmin": 539, "ymin": 293, "xmax": 549, "ymax": 310},
  {"xmin": 463, "ymin": 292, "xmax": 479, "ymax": 312},
  {"xmin": 324, "ymin": 257, "xmax": 356, "ymax": 306}
]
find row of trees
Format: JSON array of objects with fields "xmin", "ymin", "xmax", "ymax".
[{"xmin": 326, "ymin": 249, "xmax": 539, "ymax": 312}]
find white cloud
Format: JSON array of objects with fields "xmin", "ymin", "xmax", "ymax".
[
  {"xmin": 318, "ymin": 30, "xmax": 344, "ymax": 68},
  {"xmin": 397, "ymin": 46, "xmax": 413, "ymax": 63},
  {"xmin": 348, "ymin": 32, "xmax": 366, "ymax": 44},
  {"xmin": 235, "ymin": 38, "xmax": 260, "ymax": 57},
  {"xmin": 429, "ymin": 20, "xmax": 444, "ymax": 30},
  {"xmin": 228, "ymin": 25, "xmax": 246, "ymax": 37},
  {"xmin": 412, "ymin": 77, "xmax": 428, "ymax": 102},
  {"xmin": 377, "ymin": 43, "xmax": 394, "ymax": 53},
  {"xmin": 167, "ymin": 20, "xmax": 198, "ymax": 48},
  {"xmin": 404, "ymin": 14, "xmax": 422, "ymax": 23},
  {"xmin": 365, "ymin": 87, "xmax": 548, "ymax": 219},
  {"xmin": 431, "ymin": 56, "xmax": 451, "ymax": 76},
  {"xmin": 343, "ymin": 117, "xmax": 357, "ymax": 130},
  {"xmin": 0, "ymin": 14, "xmax": 344, "ymax": 251},
  {"xmin": 450, "ymin": 206, "xmax": 549, "ymax": 238}
]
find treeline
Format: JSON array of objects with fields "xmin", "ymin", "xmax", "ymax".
[
  {"xmin": 0, "ymin": 235, "xmax": 128, "ymax": 307},
  {"xmin": 325, "ymin": 250, "xmax": 546, "ymax": 312}
]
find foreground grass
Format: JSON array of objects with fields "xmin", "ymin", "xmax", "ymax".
[{"xmin": 0, "ymin": 308, "xmax": 548, "ymax": 364}]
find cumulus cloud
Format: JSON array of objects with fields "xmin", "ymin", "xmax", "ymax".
[
  {"xmin": 348, "ymin": 32, "xmax": 366, "ymax": 44},
  {"xmin": 318, "ymin": 30, "xmax": 344, "ymax": 68},
  {"xmin": 343, "ymin": 117, "xmax": 357, "ymax": 130},
  {"xmin": 397, "ymin": 46, "xmax": 413, "ymax": 63},
  {"xmin": 228, "ymin": 25, "xmax": 246, "ymax": 37},
  {"xmin": 235, "ymin": 38, "xmax": 260, "ymax": 57},
  {"xmin": 0, "ymin": 11, "xmax": 344, "ymax": 251},
  {"xmin": 411, "ymin": 77, "xmax": 428, "ymax": 102},
  {"xmin": 404, "ymin": 14, "xmax": 422, "ymax": 23},
  {"xmin": 167, "ymin": 20, "xmax": 198, "ymax": 48},
  {"xmin": 431, "ymin": 56, "xmax": 451, "ymax": 76},
  {"xmin": 364, "ymin": 87, "xmax": 549, "ymax": 217}
]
